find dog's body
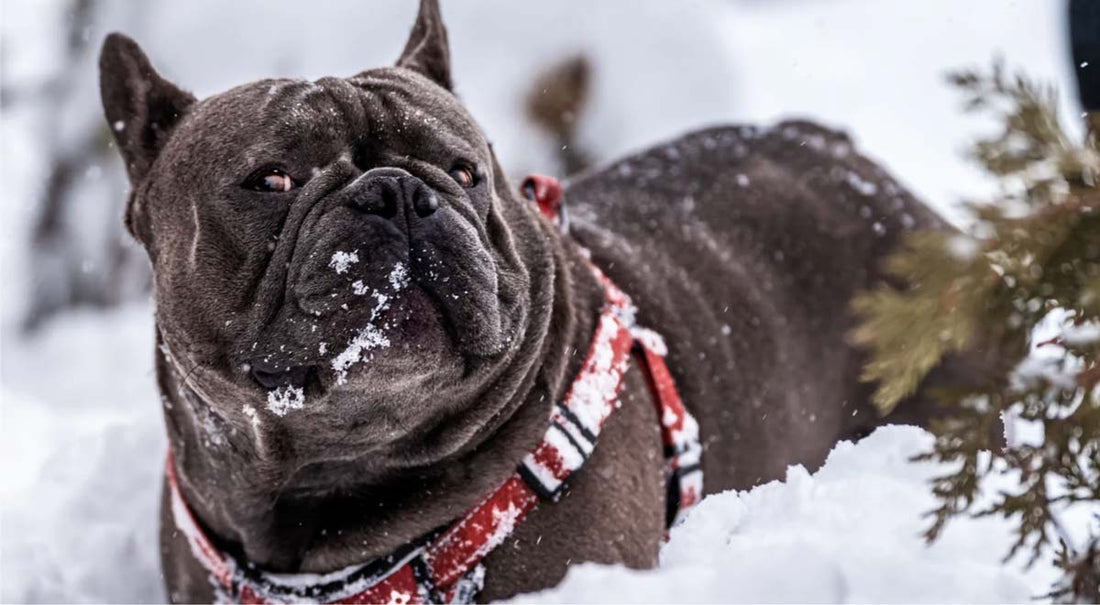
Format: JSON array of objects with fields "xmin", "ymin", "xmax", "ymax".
[{"xmin": 100, "ymin": 2, "xmax": 987, "ymax": 602}]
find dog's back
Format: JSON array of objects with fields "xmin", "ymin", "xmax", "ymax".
[{"xmin": 566, "ymin": 120, "xmax": 953, "ymax": 490}]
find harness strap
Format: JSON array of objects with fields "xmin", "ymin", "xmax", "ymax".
[
  {"xmin": 632, "ymin": 338, "xmax": 704, "ymax": 525},
  {"xmin": 165, "ymin": 174, "xmax": 703, "ymax": 604},
  {"xmin": 521, "ymin": 174, "xmax": 703, "ymax": 521}
]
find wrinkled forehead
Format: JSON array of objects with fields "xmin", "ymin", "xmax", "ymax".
[{"xmin": 172, "ymin": 68, "xmax": 486, "ymax": 169}]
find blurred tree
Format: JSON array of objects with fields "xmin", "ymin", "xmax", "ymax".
[{"xmin": 17, "ymin": 0, "xmax": 151, "ymax": 332}]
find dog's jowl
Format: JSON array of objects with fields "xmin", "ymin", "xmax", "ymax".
[{"xmin": 99, "ymin": 1, "xmax": 993, "ymax": 602}]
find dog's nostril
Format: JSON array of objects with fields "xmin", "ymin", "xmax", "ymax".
[
  {"xmin": 413, "ymin": 188, "xmax": 439, "ymax": 217},
  {"xmin": 355, "ymin": 178, "xmax": 399, "ymax": 218},
  {"xmin": 249, "ymin": 359, "xmax": 311, "ymax": 390},
  {"xmin": 380, "ymin": 186, "xmax": 399, "ymax": 216}
]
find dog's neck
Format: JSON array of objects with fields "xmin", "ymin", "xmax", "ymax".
[{"xmin": 156, "ymin": 203, "xmax": 604, "ymax": 573}]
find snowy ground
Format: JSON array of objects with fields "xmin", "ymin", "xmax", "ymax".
[
  {"xmin": 515, "ymin": 426, "xmax": 1086, "ymax": 604},
  {"xmin": 1, "ymin": 305, "xmax": 164, "ymax": 603},
  {"xmin": 2, "ymin": 0, "xmax": 1097, "ymax": 603}
]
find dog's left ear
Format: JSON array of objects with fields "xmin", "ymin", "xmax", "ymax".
[
  {"xmin": 99, "ymin": 33, "xmax": 195, "ymax": 185},
  {"xmin": 396, "ymin": 0, "xmax": 452, "ymax": 91}
]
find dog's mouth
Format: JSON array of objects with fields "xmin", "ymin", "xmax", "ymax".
[
  {"xmin": 285, "ymin": 205, "xmax": 504, "ymax": 360},
  {"xmin": 242, "ymin": 244, "xmax": 499, "ymax": 406},
  {"xmin": 245, "ymin": 266, "xmax": 440, "ymax": 394}
]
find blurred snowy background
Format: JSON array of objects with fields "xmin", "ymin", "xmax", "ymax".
[{"xmin": 1, "ymin": 0, "xmax": 1095, "ymax": 602}]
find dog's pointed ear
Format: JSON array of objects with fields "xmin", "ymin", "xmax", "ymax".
[
  {"xmin": 395, "ymin": 0, "xmax": 453, "ymax": 91},
  {"xmin": 99, "ymin": 33, "xmax": 195, "ymax": 184}
]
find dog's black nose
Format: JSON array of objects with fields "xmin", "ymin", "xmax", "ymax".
[
  {"xmin": 351, "ymin": 174, "xmax": 438, "ymax": 219},
  {"xmin": 249, "ymin": 358, "xmax": 311, "ymax": 390}
]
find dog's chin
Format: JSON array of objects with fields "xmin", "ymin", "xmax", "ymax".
[
  {"xmin": 321, "ymin": 298, "xmax": 506, "ymax": 402},
  {"xmin": 237, "ymin": 276, "xmax": 506, "ymax": 403}
]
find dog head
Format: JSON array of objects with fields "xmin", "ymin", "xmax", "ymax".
[{"xmin": 100, "ymin": 0, "xmax": 555, "ymax": 470}]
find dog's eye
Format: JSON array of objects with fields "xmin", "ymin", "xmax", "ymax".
[
  {"xmin": 449, "ymin": 164, "xmax": 477, "ymax": 188},
  {"xmin": 244, "ymin": 168, "xmax": 296, "ymax": 193}
]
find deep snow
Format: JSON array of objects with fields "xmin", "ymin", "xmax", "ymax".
[
  {"xmin": 1, "ymin": 305, "xmax": 165, "ymax": 603},
  {"xmin": 2, "ymin": 0, "xmax": 1097, "ymax": 603},
  {"xmin": 514, "ymin": 426, "xmax": 1083, "ymax": 604}
]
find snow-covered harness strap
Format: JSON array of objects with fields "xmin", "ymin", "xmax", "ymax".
[
  {"xmin": 165, "ymin": 175, "xmax": 703, "ymax": 604},
  {"xmin": 519, "ymin": 174, "xmax": 703, "ymax": 523}
]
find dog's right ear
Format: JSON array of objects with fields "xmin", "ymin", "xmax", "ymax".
[
  {"xmin": 395, "ymin": 0, "xmax": 453, "ymax": 91},
  {"xmin": 99, "ymin": 33, "xmax": 195, "ymax": 185}
]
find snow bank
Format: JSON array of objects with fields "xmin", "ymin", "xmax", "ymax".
[
  {"xmin": 514, "ymin": 426, "xmax": 1093, "ymax": 604},
  {"xmin": 1, "ymin": 304, "xmax": 165, "ymax": 603}
]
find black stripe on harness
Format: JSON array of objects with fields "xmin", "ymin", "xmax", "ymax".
[
  {"xmin": 550, "ymin": 419, "xmax": 590, "ymax": 461},
  {"xmin": 555, "ymin": 403, "xmax": 598, "ymax": 445},
  {"xmin": 674, "ymin": 462, "xmax": 702, "ymax": 477},
  {"xmin": 409, "ymin": 555, "xmax": 442, "ymax": 604},
  {"xmin": 516, "ymin": 463, "xmax": 559, "ymax": 501}
]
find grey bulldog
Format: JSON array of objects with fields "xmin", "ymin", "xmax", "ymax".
[{"xmin": 99, "ymin": 1, "xmax": 1000, "ymax": 601}]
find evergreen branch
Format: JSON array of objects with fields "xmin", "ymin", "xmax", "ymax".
[{"xmin": 853, "ymin": 62, "xmax": 1100, "ymax": 596}]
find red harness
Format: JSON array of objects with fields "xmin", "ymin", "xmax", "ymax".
[{"xmin": 166, "ymin": 175, "xmax": 703, "ymax": 604}]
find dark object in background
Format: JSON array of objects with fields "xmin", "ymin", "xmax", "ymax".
[
  {"xmin": 1071, "ymin": 0, "xmax": 1100, "ymax": 111},
  {"xmin": 525, "ymin": 54, "xmax": 593, "ymax": 176}
]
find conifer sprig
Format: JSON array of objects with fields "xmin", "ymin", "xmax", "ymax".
[{"xmin": 852, "ymin": 62, "xmax": 1100, "ymax": 601}]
